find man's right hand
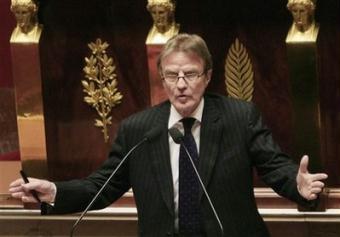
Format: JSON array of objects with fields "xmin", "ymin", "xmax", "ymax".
[{"xmin": 9, "ymin": 178, "xmax": 57, "ymax": 203}]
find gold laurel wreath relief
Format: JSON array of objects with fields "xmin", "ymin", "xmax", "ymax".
[
  {"xmin": 82, "ymin": 38, "xmax": 123, "ymax": 143},
  {"xmin": 225, "ymin": 38, "xmax": 254, "ymax": 101}
]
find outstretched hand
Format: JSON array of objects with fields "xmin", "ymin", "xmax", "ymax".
[
  {"xmin": 9, "ymin": 177, "xmax": 57, "ymax": 203},
  {"xmin": 296, "ymin": 155, "xmax": 328, "ymax": 200}
]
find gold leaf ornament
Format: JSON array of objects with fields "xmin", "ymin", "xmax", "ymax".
[
  {"xmin": 82, "ymin": 38, "xmax": 123, "ymax": 142},
  {"xmin": 225, "ymin": 38, "xmax": 254, "ymax": 101}
]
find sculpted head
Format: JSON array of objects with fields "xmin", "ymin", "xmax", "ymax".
[
  {"xmin": 147, "ymin": 0, "xmax": 176, "ymax": 33},
  {"xmin": 287, "ymin": 0, "xmax": 316, "ymax": 32},
  {"xmin": 10, "ymin": 0, "xmax": 38, "ymax": 34}
]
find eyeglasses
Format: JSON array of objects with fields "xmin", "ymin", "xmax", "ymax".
[{"xmin": 162, "ymin": 71, "xmax": 205, "ymax": 83}]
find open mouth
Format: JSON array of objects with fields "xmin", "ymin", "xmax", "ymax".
[{"xmin": 177, "ymin": 95, "xmax": 189, "ymax": 102}]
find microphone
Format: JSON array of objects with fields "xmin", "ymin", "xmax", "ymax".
[
  {"xmin": 70, "ymin": 126, "xmax": 162, "ymax": 237},
  {"xmin": 168, "ymin": 127, "xmax": 224, "ymax": 237}
]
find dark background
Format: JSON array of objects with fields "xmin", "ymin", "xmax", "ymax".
[{"xmin": 1, "ymin": 0, "xmax": 339, "ymax": 187}]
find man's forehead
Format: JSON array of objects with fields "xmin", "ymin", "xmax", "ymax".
[
  {"xmin": 163, "ymin": 65, "xmax": 201, "ymax": 71},
  {"xmin": 162, "ymin": 51, "xmax": 202, "ymax": 60},
  {"xmin": 162, "ymin": 62, "xmax": 203, "ymax": 72}
]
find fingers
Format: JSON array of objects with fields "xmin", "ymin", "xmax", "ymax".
[
  {"xmin": 297, "ymin": 170, "xmax": 328, "ymax": 200},
  {"xmin": 11, "ymin": 191, "xmax": 27, "ymax": 199},
  {"xmin": 311, "ymin": 187, "xmax": 323, "ymax": 194},
  {"xmin": 9, "ymin": 177, "xmax": 55, "ymax": 203},
  {"xmin": 12, "ymin": 192, "xmax": 39, "ymax": 203},
  {"xmin": 9, "ymin": 182, "xmax": 32, "ymax": 201},
  {"xmin": 312, "ymin": 181, "xmax": 325, "ymax": 189},
  {"xmin": 305, "ymin": 179, "xmax": 327, "ymax": 200},
  {"xmin": 23, "ymin": 181, "xmax": 44, "ymax": 192},
  {"xmin": 308, "ymin": 193, "xmax": 318, "ymax": 200},
  {"xmin": 303, "ymin": 188, "xmax": 320, "ymax": 200},
  {"xmin": 9, "ymin": 178, "xmax": 25, "ymax": 188},
  {"xmin": 9, "ymin": 187, "xmax": 39, "ymax": 203},
  {"xmin": 305, "ymin": 178, "xmax": 326, "ymax": 191},
  {"xmin": 22, "ymin": 195, "xmax": 39, "ymax": 203},
  {"xmin": 9, "ymin": 177, "xmax": 43, "ymax": 192},
  {"xmin": 310, "ymin": 180, "xmax": 324, "ymax": 194},
  {"xmin": 310, "ymin": 173, "xmax": 328, "ymax": 182},
  {"xmin": 9, "ymin": 179, "xmax": 27, "ymax": 198},
  {"xmin": 20, "ymin": 179, "xmax": 56, "ymax": 203},
  {"xmin": 298, "ymin": 155, "xmax": 309, "ymax": 174},
  {"xmin": 23, "ymin": 179, "xmax": 55, "ymax": 194}
]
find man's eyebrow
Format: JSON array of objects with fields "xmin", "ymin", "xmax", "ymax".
[{"xmin": 163, "ymin": 69, "xmax": 177, "ymax": 73}]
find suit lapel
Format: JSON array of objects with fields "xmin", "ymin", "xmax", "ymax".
[
  {"xmin": 149, "ymin": 102, "xmax": 175, "ymax": 216},
  {"xmin": 148, "ymin": 96, "xmax": 223, "ymax": 212},
  {"xmin": 198, "ymin": 96, "xmax": 222, "ymax": 201}
]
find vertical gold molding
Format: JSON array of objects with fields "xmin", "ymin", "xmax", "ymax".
[{"xmin": 10, "ymin": 43, "xmax": 48, "ymax": 178}]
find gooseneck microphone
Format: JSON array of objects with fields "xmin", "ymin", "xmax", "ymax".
[
  {"xmin": 70, "ymin": 126, "xmax": 162, "ymax": 237},
  {"xmin": 169, "ymin": 127, "xmax": 224, "ymax": 237}
]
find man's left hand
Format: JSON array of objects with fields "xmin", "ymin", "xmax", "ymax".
[{"xmin": 296, "ymin": 155, "xmax": 328, "ymax": 200}]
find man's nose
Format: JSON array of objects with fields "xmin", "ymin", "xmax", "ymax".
[{"xmin": 176, "ymin": 75, "xmax": 187, "ymax": 89}]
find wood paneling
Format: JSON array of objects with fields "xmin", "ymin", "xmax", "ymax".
[{"xmin": 1, "ymin": 207, "xmax": 340, "ymax": 237}]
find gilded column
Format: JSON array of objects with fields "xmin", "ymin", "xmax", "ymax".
[{"xmin": 10, "ymin": 0, "xmax": 47, "ymax": 178}]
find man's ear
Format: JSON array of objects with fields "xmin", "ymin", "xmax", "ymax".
[{"xmin": 205, "ymin": 69, "xmax": 212, "ymax": 84}]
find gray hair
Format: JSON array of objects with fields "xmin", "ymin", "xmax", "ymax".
[{"xmin": 157, "ymin": 33, "xmax": 213, "ymax": 74}]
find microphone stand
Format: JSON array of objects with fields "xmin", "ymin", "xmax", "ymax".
[
  {"xmin": 169, "ymin": 127, "xmax": 224, "ymax": 237},
  {"xmin": 181, "ymin": 144, "xmax": 224, "ymax": 237},
  {"xmin": 70, "ymin": 137, "xmax": 147, "ymax": 237}
]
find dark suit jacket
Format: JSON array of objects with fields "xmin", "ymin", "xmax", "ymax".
[{"xmin": 48, "ymin": 93, "xmax": 310, "ymax": 237}]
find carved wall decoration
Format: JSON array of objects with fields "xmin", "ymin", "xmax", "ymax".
[
  {"xmin": 224, "ymin": 38, "xmax": 254, "ymax": 102},
  {"xmin": 10, "ymin": 0, "xmax": 42, "ymax": 43},
  {"xmin": 145, "ymin": 0, "xmax": 180, "ymax": 45},
  {"xmin": 82, "ymin": 38, "xmax": 123, "ymax": 143},
  {"xmin": 286, "ymin": 0, "xmax": 319, "ymax": 43}
]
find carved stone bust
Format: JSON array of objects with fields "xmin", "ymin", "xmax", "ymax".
[
  {"xmin": 146, "ymin": 0, "xmax": 180, "ymax": 45},
  {"xmin": 286, "ymin": 0, "xmax": 319, "ymax": 43},
  {"xmin": 286, "ymin": 0, "xmax": 319, "ymax": 42},
  {"xmin": 10, "ymin": 0, "xmax": 42, "ymax": 43}
]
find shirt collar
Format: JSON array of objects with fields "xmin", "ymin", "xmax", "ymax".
[{"xmin": 168, "ymin": 98, "xmax": 204, "ymax": 129}]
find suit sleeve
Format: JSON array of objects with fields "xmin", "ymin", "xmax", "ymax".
[
  {"xmin": 246, "ymin": 104, "xmax": 316, "ymax": 207},
  {"xmin": 44, "ymin": 123, "xmax": 131, "ymax": 215}
]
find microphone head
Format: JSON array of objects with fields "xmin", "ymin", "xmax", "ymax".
[
  {"xmin": 168, "ymin": 127, "xmax": 184, "ymax": 144},
  {"xmin": 144, "ymin": 126, "xmax": 163, "ymax": 141}
]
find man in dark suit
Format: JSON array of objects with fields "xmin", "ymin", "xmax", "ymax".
[{"xmin": 9, "ymin": 33, "xmax": 327, "ymax": 237}]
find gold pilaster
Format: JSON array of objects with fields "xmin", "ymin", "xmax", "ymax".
[{"xmin": 10, "ymin": 43, "xmax": 48, "ymax": 179}]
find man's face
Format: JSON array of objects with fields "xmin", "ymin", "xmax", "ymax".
[
  {"xmin": 290, "ymin": 3, "xmax": 312, "ymax": 31},
  {"xmin": 13, "ymin": 5, "xmax": 34, "ymax": 32},
  {"xmin": 161, "ymin": 51, "xmax": 211, "ymax": 117},
  {"xmin": 150, "ymin": 5, "xmax": 171, "ymax": 33}
]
